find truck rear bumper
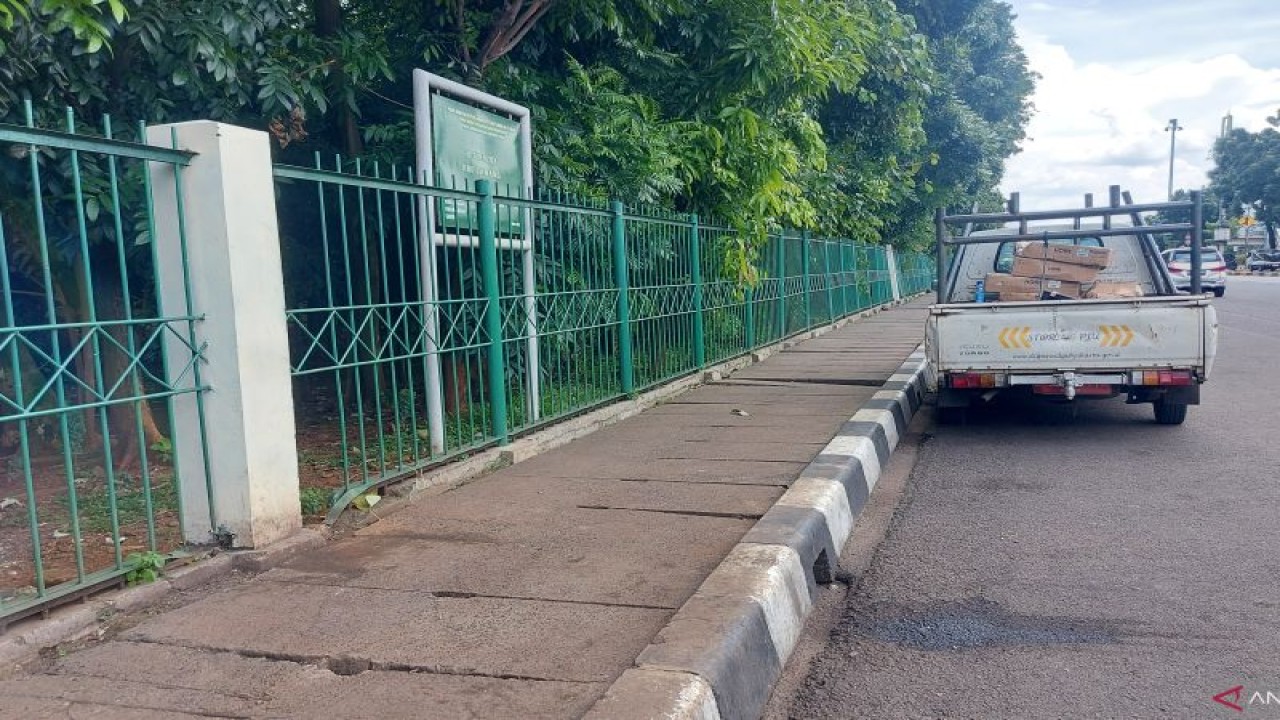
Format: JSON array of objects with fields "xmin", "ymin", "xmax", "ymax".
[{"xmin": 939, "ymin": 383, "xmax": 1200, "ymax": 407}]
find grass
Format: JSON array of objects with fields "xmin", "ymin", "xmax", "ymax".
[{"xmin": 58, "ymin": 474, "xmax": 178, "ymax": 534}]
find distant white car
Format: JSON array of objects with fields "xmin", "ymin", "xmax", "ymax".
[{"xmin": 1162, "ymin": 248, "xmax": 1226, "ymax": 297}]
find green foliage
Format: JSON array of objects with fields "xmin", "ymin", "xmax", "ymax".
[
  {"xmin": 1210, "ymin": 112, "xmax": 1280, "ymax": 248},
  {"xmin": 149, "ymin": 436, "xmax": 172, "ymax": 465},
  {"xmin": 3, "ymin": 0, "xmax": 1034, "ymax": 274},
  {"xmin": 124, "ymin": 550, "xmax": 165, "ymax": 585},
  {"xmin": 60, "ymin": 473, "xmax": 178, "ymax": 533},
  {"xmin": 299, "ymin": 486, "xmax": 331, "ymax": 516}
]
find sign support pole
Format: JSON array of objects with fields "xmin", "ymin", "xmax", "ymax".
[
  {"xmin": 413, "ymin": 70, "xmax": 541, "ymax": 449},
  {"xmin": 412, "ymin": 72, "xmax": 446, "ymax": 455}
]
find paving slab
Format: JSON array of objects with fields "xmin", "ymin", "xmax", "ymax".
[
  {"xmin": 124, "ymin": 582, "xmax": 667, "ymax": 683},
  {"xmin": 500, "ymin": 454, "xmax": 809, "ymax": 485},
  {"xmin": 371, "ymin": 475, "xmax": 782, "ymax": 517},
  {"xmin": 3, "ymin": 297, "xmax": 931, "ymax": 719},
  {"xmin": 0, "ymin": 694, "xmax": 209, "ymax": 720},
  {"xmin": 0, "ymin": 674, "xmax": 259, "ymax": 718},
  {"xmin": 16, "ymin": 641, "xmax": 603, "ymax": 720},
  {"xmin": 271, "ymin": 509, "xmax": 753, "ymax": 608}
]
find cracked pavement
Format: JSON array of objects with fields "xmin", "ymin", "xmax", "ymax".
[{"xmin": 0, "ymin": 304, "xmax": 929, "ymax": 719}]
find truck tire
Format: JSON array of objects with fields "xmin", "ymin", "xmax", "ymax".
[{"xmin": 1153, "ymin": 400, "xmax": 1188, "ymax": 425}]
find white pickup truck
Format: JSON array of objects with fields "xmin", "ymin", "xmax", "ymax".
[{"xmin": 927, "ymin": 190, "xmax": 1219, "ymax": 425}]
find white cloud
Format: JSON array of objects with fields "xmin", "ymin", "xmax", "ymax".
[{"xmin": 1000, "ymin": 4, "xmax": 1280, "ymax": 212}]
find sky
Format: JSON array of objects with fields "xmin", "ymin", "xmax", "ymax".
[{"xmin": 1000, "ymin": 0, "xmax": 1280, "ymax": 211}]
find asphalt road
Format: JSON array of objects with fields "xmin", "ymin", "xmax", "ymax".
[{"xmin": 767, "ymin": 277, "xmax": 1280, "ymax": 719}]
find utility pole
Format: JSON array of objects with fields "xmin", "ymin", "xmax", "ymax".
[
  {"xmin": 1218, "ymin": 113, "xmax": 1231, "ymax": 234},
  {"xmin": 1164, "ymin": 118, "xmax": 1183, "ymax": 201}
]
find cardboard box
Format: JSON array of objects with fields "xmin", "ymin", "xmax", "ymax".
[
  {"xmin": 1016, "ymin": 243, "xmax": 1113, "ymax": 268},
  {"xmin": 1085, "ymin": 281, "xmax": 1144, "ymax": 299},
  {"xmin": 984, "ymin": 272, "xmax": 1082, "ymax": 299},
  {"xmin": 994, "ymin": 291, "xmax": 1040, "ymax": 302},
  {"xmin": 1010, "ymin": 256, "xmax": 1101, "ymax": 284}
]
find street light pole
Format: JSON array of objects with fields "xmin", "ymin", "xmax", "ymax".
[{"xmin": 1165, "ymin": 118, "xmax": 1183, "ymax": 201}]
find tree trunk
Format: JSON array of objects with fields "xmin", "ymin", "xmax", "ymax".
[
  {"xmin": 313, "ymin": 0, "xmax": 364, "ymax": 158},
  {"xmin": 91, "ymin": 258, "xmax": 167, "ymax": 472}
]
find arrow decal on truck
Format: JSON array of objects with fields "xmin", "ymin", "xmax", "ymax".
[
  {"xmin": 998, "ymin": 327, "xmax": 1033, "ymax": 349},
  {"xmin": 1099, "ymin": 325, "xmax": 1135, "ymax": 347}
]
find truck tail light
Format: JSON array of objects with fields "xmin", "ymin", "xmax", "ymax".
[
  {"xmin": 948, "ymin": 372, "xmax": 1006, "ymax": 389},
  {"xmin": 1158, "ymin": 370, "xmax": 1194, "ymax": 386},
  {"xmin": 1133, "ymin": 370, "xmax": 1194, "ymax": 386}
]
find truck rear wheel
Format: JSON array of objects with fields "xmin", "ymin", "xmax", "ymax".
[{"xmin": 1153, "ymin": 400, "xmax": 1188, "ymax": 425}]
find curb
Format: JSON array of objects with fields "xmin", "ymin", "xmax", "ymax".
[{"xmin": 585, "ymin": 347, "xmax": 930, "ymax": 720}]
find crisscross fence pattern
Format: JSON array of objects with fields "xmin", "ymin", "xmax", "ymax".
[
  {"xmin": 0, "ymin": 105, "xmax": 210, "ymax": 624},
  {"xmin": 275, "ymin": 162, "xmax": 934, "ymax": 514}
]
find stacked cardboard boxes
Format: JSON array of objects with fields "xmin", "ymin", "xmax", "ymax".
[{"xmin": 983, "ymin": 243, "xmax": 1141, "ymax": 301}]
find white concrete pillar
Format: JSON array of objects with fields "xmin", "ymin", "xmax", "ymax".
[
  {"xmin": 885, "ymin": 245, "xmax": 903, "ymax": 301},
  {"xmin": 147, "ymin": 121, "xmax": 301, "ymax": 548}
]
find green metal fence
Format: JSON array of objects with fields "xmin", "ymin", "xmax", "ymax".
[
  {"xmin": 275, "ymin": 161, "xmax": 933, "ymax": 515},
  {"xmin": 0, "ymin": 105, "xmax": 210, "ymax": 625},
  {"xmin": 898, "ymin": 248, "xmax": 936, "ymax": 296}
]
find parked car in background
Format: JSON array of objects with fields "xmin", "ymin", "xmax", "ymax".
[
  {"xmin": 1246, "ymin": 250, "xmax": 1280, "ymax": 272},
  {"xmin": 1163, "ymin": 247, "xmax": 1227, "ymax": 297}
]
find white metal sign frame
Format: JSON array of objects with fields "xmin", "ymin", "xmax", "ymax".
[{"xmin": 412, "ymin": 70, "xmax": 541, "ymax": 455}]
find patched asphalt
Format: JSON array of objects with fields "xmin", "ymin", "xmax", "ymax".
[{"xmin": 769, "ymin": 277, "xmax": 1280, "ymax": 718}]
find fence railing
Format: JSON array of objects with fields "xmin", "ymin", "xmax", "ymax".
[
  {"xmin": 275, "ymin": 161, "xmax": 932, "ymax": 517},
  {"xmin": 1, "ymin": 112, "xmax": 933, "ymax": 624},
  {"xmin": 0, "ymin": 106, "xmax": 210, "ymax": 625}
]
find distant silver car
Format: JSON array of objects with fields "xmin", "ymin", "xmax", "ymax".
[{"xmin": 1162, "ymin": 248, "xmax": 1226, "ymax": 297}]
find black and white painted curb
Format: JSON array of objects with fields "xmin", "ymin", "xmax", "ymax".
[{"xmin": 585, "ymin": 347, "xmax": 930, "ymax": 720}]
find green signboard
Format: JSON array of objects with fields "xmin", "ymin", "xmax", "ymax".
[{"xmin": 432, "ymin": 94, "xmax": 524, "ymax": 234}]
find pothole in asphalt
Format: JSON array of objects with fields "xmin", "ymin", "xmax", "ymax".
[{"xmin": 857, "ymin": 597, "xmax": 1118, "ymax": 650}]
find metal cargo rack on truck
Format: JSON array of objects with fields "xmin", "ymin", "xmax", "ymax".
[{"xmin": 934, "ymin": 186, "xmax": 1204, "ymax": 301}]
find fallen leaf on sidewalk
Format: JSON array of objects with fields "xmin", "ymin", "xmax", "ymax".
[
  {"xmin": 353, "ymin": 492, "xmax": 381, "ymax": 511},
  {"xmin": 731, "ymin": 409, "xmax": 750, "ymax": 417}
]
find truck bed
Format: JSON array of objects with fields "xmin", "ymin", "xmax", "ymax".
[{"xmin": 927, "ymin": 295, "xmax": 1217, "ymax": 374}]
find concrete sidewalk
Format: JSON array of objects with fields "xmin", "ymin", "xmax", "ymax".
[{"xmin": 1, "ymin": 299, "xmax": 929, "ymax": 719}]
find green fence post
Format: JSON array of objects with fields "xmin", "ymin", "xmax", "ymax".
[
  {"xmin": 839, "ymin": 240, "xmax": 851, "ymax": 317},
  {"xmin": 776, "ymin": 233, "xmax": 787, "ymax": 339},
  {"xmin": 477, "ymin": 180, "xmax": 509, "ymax": 444},
  {"xmin": 822, "ymin": 238, "xmax": 835, "ymax": 323},
  {"xmin": 689, "ymin": 214, "xmax": 706, "ymax": 367},
  {"xmin": 879, "ymin": 246, "xmax": 890, "ymax": 303},
  {"xmin": 801, "ymin": 230, "xmax": 812, "ymax": 329},
  {"xmin": 611, "ymin": 200, "xmax": 635, "ymax": 394},
  {"xmin": 744, "ymin": 285, "xmax": 756, "ymax": 350}
]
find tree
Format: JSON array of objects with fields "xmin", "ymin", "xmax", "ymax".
[
  {"xmin": 1210, "ymin": 111, "xmax": 1280, "ymax": 250},
  {"xmin": 889, "ymin": 0, "xmax": 1036, "ymax": 245}
]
